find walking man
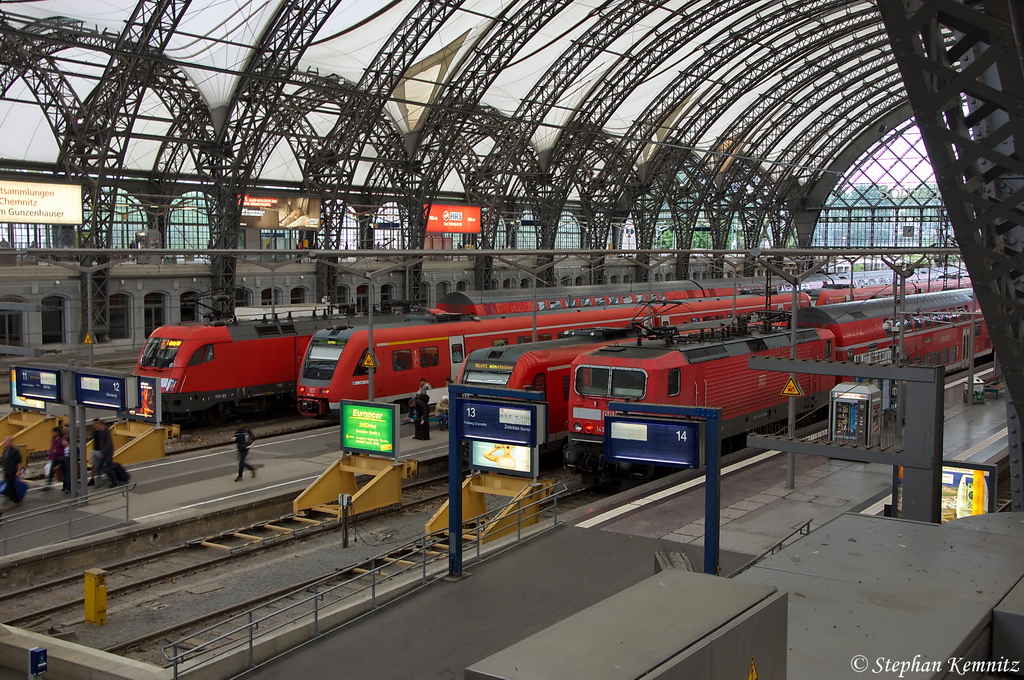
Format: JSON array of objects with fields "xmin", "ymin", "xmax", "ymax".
[
  {"xmin": 234, "ymin": 421, "xmax": 256, "ymax": 481},
  {"xmin": 1, "ymin": 436, "xmax": 20, "ymax": 509},
  {"xmin": 91, "ymin": 419, "xmax": 116, "ymax": 488}
]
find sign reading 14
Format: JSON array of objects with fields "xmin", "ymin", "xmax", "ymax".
[{"xmin": 676, "ymin": 429, "xmax": 688, "ymax": 442}]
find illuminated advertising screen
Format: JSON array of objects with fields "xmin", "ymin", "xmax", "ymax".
[
  {"xmin": 604, "ymin": 415, "xmax": 702, "ymax": 468},
  {"xmin": 940, "ymin": 463, "xmax": 996, "ymax": 523},
  {"xmin": 15, "ymin": 366, "xmax": 61, "ymax": 403},
  {"xmin": 126, "ymin": 376, "xmax": 158, "ymax": 422},
  {"xmin": 469, "ymin": 440, "xmax": 536, "ymax": 477},
  {"xmin": 341, "ymin": 401, "xmax": 399, "ymax": 458},
  {"xmin": 239, "ymin": 194, "xmax": 321, "ymax": 230},
  {"xmin": 424, "ymin": 204, "xmax": 481, "ymax": 234},
  {"xmin": 9, "ymin": 369, "xmax": 45, "ymax": 412},
  {"xmin": 0, "ymin": 180, "xmax": 82, "ymax": 225}
]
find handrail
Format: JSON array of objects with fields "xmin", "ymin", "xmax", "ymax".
[
  {"xmin": 163, "ymin": 481, "xmax": 569, "ymax": 678},
  {"xmin": 0, "ymin": 484, "xmax": 135, "ymax": 556},
  {"xmin": 726, "ymin": 519, "xmax": 812, "ymax": 578}
]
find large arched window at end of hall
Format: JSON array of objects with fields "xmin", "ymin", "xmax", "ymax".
[
  {"xmin": 180, "ymin": 291, "xmax": 199, "ymax": 323},
  {"xmin": 41, "ymin": 296, "xmax": 65, "ymax": 344},
  {"xmin": 379, "ymin": 284, "xmax": 395, "ymax": 303},
  {"xmin": 144, "ymin": 292, "xmax": 166, "ymax": 338},
  {"xmin": 108, "ymin": 293, "xmax": 131, "ymax": 340}
]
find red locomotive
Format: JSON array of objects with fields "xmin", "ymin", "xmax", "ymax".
[
  {"xmin": 296, "ymin": 294, "xmax": 802, "ymax": 416},
  {"xmin": 564, "ymin": 289, "xmax": 988, "ymax": 484},
  {"xmin": 136, "ymin": 315, "xmax": 340, "ymax": 424}
]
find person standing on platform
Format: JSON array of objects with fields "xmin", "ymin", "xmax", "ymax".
[
  {"xmin": 409, "ymin": 397, "xmax": 430, "ymax": 440},
  {"xmin": 417, "ymin": 377, "xmax": 432, "ymax": 396},
  {"xmin": 91, "ymin": 419, "xmax": 117, "ymax": 488},
  {"xmin": 1, "ymin": 436, "xmax": 21, "ymax": 509},
  {"xmin": 234, "ymin": 421, "xmax": 257, "ymax": 482},
  {"xmin": 45, "ymin": 427, "xmax": 64, "ymax": 490}
]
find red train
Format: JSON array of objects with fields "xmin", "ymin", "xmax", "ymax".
[
  {"xmin": 295, "ymin": 294, "xmax": 802, "ymax": 416},
  {"xmin": 135, "ymin": 315, "xmax": 342, "ymax": 424},
  {"xmin": 564, "ymin": 289, "xmax": 989, "ymax": 483}
]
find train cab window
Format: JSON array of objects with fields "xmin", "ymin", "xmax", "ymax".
[
  {"xmin": 517, "ymin": 336, "xmax": 532, "ymax": 344},
  {"xmin": 392, "ymin": 350, "xmax": 412, "ymax": 371},
  {"xmin": 451, "ymin": 344, "xmax": 465, "ymax": 363},
  {"xmin": 187, "ymin": 344, "xmax": 214, "ymax": 366},
  {"xmin": 611, "ymin": 369, "xmax": 645, "ymax": 398},
  {"xmin": 139, "ymin": 337, "xmax": 183, "ymax": 368},
  {"xmin": 575, "ymin": 366, "xmax": 647, "ymax": 399},
  {"xmin": 539, "ymin": 334, "xmax": 552, "ymax": 341},
  {"xmin": 492, "ymin": 338, "xmax": 508, "ymax": 346},
  {"xmin": 420, "ymin": 346, "xmax": 439, "ymax": 368},
  {"xmin": 576, "ymin": 366, "xmax": 610, "ymax": 396},
  {"xmin": 668, "ymin": 368, "xmax": 680, "ymax": 397}
]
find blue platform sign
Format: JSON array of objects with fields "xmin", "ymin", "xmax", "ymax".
[
  {"xmin": 604, "ymin": 415, "xmax": 702, "ymax": 468},
  {"xmin": 459, "ymin": 399, "xmax": 544, "ymax": 448},
  {"xmin": 29, "ymin": 646, "xmax": 46, "ymax": 675},
  {"xmin": 76, "ymin": 373, "xmax": 127, "ymax": 410},
  {"xmin": 14, "ymin": 367, "xmax": 61, "ymax": 403}
]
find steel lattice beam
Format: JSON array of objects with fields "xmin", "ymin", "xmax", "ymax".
[{"xmin": 877, "ymin": 0, "xmax": 1024, "ymax": 511}]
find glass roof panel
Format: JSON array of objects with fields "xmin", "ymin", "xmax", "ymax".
[{"xmin": 0, "ymin": 96, "xmax": 59, "ymax": 164}]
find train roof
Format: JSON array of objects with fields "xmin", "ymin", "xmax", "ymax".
[
  {"xmin": 151, "ymin": 315, "xmax": 347, "ymax": 342},
  {"xmin": 795, "ymin": 289, "xmax": 973, "ymax": 326},
  {"xmin": 580, "ymin": 328, "xmax": 823, "ymax": 365}
]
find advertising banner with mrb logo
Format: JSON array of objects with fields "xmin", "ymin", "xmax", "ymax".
[{"xmin": 341, "ymin": 401, "xmax": 399, "ymax": 459}]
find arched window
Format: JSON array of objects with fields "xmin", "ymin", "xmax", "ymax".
[
  {"xmin": 380, "ymin": 284, "xmax": 396, "ymax": 302},
  {"xmin": 290, "ymin": 287, "xmax": 307, "ymax": 304},
  {"xmin": 336, "ymin": 285, "xmax": 350, "ymax": 304},
  {"xmin": 654, "ymin": 273, "xmax": 663, "ymax": 282},
  {"xmin": 109, "ymin": 293, "xmax": 131, "ymax": 340},
  {"xmin": 560, "ymin": 277, "xmax": 571, "ymax": 286},
  {"xmin": 41, "ymin": 296, "xmax": 65, "ymax": 344},
  {"xmin": 180, "ymin": 291, "xmax": 199, "ymax": 323},
  {"xmin": 520, "ymin": 278, "xmax": 531, "ymax": 289},
  {"xmin": 235, "ymin": 287, "xmax": 251, "ymax": 307},
  {"xmin": 144, "ymin": 292, "xmax": 166, "ymax": 338},
  {"xmin": 502, "ymin": 279, "xmax": 511, "ymax": 288},
  {"xmin": 623, "ymin": 275, "xmax": 632, "ymax": 284},
  {"xmin": 456, "ymin": 280, "xmax": 470, "ymax": 291},
  {"xmin": 435, "ymin": 281, "xmax": 450, "ymax": 302},
  {"xmin": 0, "ymin": 295, "xmax": 25, "ymax": 347},
  {"xmin": 575, "ymin": 276, "xmax": 585, "ymax": 286},
  {"xmin": 665, "ymin": 273, "xmax": 674, "ymax": 282},
  {"xmin": 610, "ymin": 275, "xmax": 620, "ymax": 284},
  {"xmin": 357, "ymin": 284, "xmax": 368, "ymax": 313},
  {"xmin": 261, "ymin": 288, "xmax": 282, "ymax": 306}
]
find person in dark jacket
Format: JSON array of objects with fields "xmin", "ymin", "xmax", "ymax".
[
  {"xmin": 234, "ymin": 421, "xmax": 256, "ymax": 482},
  {"xmin": 1, "ymin": 436, "xmax": 21, "ymax": 508},
  {"xmin": 91, "ymin": 419, "xmax": 117, "ymax": 488},
  {"xmin": 409, "ymin": 397, "xmax": 430, "ymax": 440},
  {"xmin": 45, "ymin": 427, "xmax": 66, "ymax": 490}
]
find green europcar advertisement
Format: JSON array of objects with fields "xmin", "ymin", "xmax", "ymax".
[{"xmin": 341, "ymin": 401, "xmax": 399, "ymax": 458}]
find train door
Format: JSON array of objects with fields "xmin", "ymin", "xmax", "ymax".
[
  {"xmin": 962, "ymin": 327, "xmax": 971, "ymax": 369},
  {"xmin": 448, "ymin": 335, "xmax": 465, "ymax": 381}
]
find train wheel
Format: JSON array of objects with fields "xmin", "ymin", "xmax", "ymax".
[{"xmin": 204, "ymin": 404, "xmax": 229, "ymax": 427}]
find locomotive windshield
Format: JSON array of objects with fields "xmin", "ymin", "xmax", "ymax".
[
  {"xmin": 139, "ymin": 337, "xmax": 184, "ymax": 368},
  {"xmin": 575, "ymin": 366, "xmax": 646, "ymax": 399},
  {"xmin": 302, "ymin": 341, "xmax": 346, "ymax": 380}
]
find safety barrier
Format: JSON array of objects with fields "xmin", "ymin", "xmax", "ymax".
[
  {"xmin": 0, "ymin": 484, "xmax": 135, "ymax": 556},
  {"xmin": 163, "ymin": 482, "xmax": 570, "ymax": 679}
]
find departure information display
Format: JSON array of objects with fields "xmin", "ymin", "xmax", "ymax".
[
  {"xmin": 604, "ymin": 415, "xmax": 702, "ymax": 468},
  {"xmin": 341, "ymin": 401, "xmax": 399, "ymax": 458},
  {"xmin": 76, "ymin": 373, "xmax": 128, "ymax": 410},
  {"xmin": 14, "ymin": 367, "xmax": 61, "ymax": 403},
  {"xmin": 458, "ymin": 399, "xmax": 544, "ymax": 448}
]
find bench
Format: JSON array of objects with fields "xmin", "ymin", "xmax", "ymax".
[{"xmin": 985, "ymin": 381, "xmax": 1005, "ymax": 398}]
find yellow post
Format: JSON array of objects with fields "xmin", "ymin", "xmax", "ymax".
[{"xmin": 84, "ymin": 568, "xmax": 107, "ymax": 626}]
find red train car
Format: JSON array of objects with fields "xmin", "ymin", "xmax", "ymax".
[
  {"xmin": 813, "ymin": 277, "xmax": 971, "ymax": 305},
  {"xmin": 564, "ymin": 289, "xmax": 987, "ymax": 484},
  {"xmin": 296, "ymin": 294, "xmax": 804, "ymax": 416},
  {"xmin": 135, "ymin": 316, "xmax": 339, "ymax": 424}
]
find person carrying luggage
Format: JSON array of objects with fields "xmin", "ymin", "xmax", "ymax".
[{"xmin": 234, "ymin": 421, "xmax": 257, "ymax": 481}]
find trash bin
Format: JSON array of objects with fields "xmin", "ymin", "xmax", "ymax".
[{"xmin": 965, "ymin": 377, "xmax": 985, "ymax": 404}]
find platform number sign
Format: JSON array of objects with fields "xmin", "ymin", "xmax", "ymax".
[
  {"xmin": 604, "ymin": 415, "xmax": 702, "ymax": 468},
  {"xmin": 14, "ymin": 367, "xmax": 61, "ymax": 403}
]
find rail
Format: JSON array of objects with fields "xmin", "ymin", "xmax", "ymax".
[
  {"xmin": 162, "ymin": 481, "xmax": 570, "ymax": 678},
  {"xmin": 0, "ymin": 484, "xmax": 135, "ymax": 556},
  {"xmin": 725, "ymin": 519, "xmax": 813, "ymax": 578}
]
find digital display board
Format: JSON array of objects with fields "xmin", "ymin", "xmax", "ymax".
[
  {"xmin": 76, "ymin": 373, "xmax": 129, "ymax": 410},
  {"xmin": 425, "ymin": 204, "xmax": 481, "ymax": 234},
  {"xmin": 14, "ymin": 366, "xmax": 61, "ymax": 403},
  {"xmin": 940, "ymin": 463, "xmax": 996, "ymax": 522},
  {"xmin": 341, "ymin": 401, "xmax": 399, "ymax": 458},
  {"xmin": 9, "ymin": 369, "xmax": 45, "ymax": 412},
  {"xmin": 239, "ymin": 194, "xmax": 321, "ymax": 230},
  {"xmin": 604, "ymin": 415, "xmax": 702, "ymax": 468},
  {"xmin": 0, "ymin": 179, "xmax": 82, "ymax": 225},
  {"xmin": 458, "ymin": 399, "xmax": 544, "ymax": 448},
  {"xmin": 469, "ymin": 440, "xmax": 536, "ymax": 477}
]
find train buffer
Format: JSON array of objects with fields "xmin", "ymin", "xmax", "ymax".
[
  {"xmin": 425, "ymin": 473, "xmax": 555, "ymax": 545},
  {"xmin": 292, "ymin": 454, "xmax": 418, "ymax": 519}
]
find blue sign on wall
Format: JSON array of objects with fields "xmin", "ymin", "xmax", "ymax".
[
  {"xmin": 604, "ymin": 415, "xmax": 702, "ymax": 468},
  {"xmin": 29, "ymin": 646, "xmax": 47, "ymax": 675},
  {"xmin": 76, "ymin": 373, "xmax": 127, "ymax": 410},
  {"xmin": 15, "ymin": 367, "xmax": 61, "ymax": 403},
  {"xmin": 459, "ymin": 399, "xmax": 544, "ymax": 448}
]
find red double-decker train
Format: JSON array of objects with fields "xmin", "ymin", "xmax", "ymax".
[{"xmin": 563, "ymin": 290, "xmax": 989, "ymax": 483}]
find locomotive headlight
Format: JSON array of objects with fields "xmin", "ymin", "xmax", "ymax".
[
  {"xmin": 573, "ymin": 422, "xmax": 582, "ymax": 432},
  {"xmin": 583, "ymin": 423, "xmax": 594, "ymax": 434},
  {"xmin": 321, "ymin": 389, "xmax": 330, "ymax": 395}
]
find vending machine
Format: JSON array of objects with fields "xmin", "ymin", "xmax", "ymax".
[{"xmin": 830, "ymin": 382, "xmax": 882, "ymax": 446}]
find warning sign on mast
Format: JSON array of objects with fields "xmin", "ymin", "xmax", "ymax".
[
  {"xmin": 781, "ymin": 377, "xmax": 803, "ymax": 397},
  {"xmin": 361, "ymin": 352, "xmax": 377, "ymax": 369}
]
